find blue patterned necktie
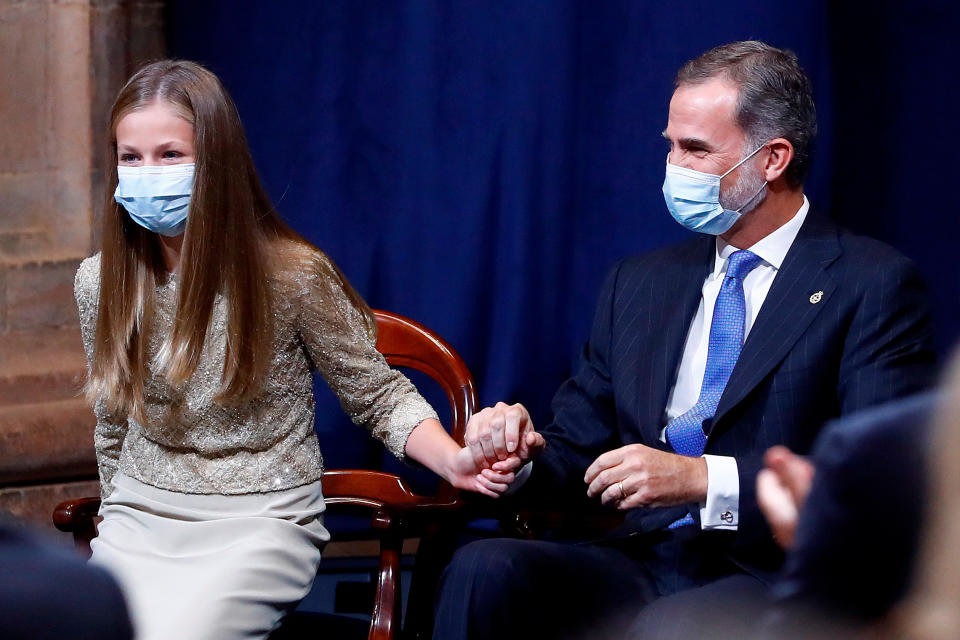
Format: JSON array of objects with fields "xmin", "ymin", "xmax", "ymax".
[{"xmin": 665, "ymin": 249, "xmax": 763, "ymax": 528}]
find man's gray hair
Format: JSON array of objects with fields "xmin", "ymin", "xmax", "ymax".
[{"xmin": 675, "ymin": 41, "xmax": 817, "ymax": 188}]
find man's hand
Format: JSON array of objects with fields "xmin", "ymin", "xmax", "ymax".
[
  {"xmin": 584, "ymin": 444, "xmax": 708, "ymax": 509},
  {"xmin": 403, "ymin": 417, "xmax": 529, "ymax": 499},
  {"xmin": 756, "ymin": 445, "xmax": 815, "ymax": 549},
  {"xmin": 464, "ymin": 402, "xmax": 546, "ymax": 470}
]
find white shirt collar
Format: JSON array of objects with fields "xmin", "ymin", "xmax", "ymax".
[{"xmin": 713, "ymin": 195, "xmax": 810, "ymax": 276}]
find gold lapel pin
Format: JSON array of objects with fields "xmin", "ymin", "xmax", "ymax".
[{"xmin": 809, "ymin": 290, "xmax": 824, "ymax": 304}]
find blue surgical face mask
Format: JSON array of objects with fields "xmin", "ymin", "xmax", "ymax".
[
  {"xmin": 661, "ymin": 145, "xmax": 767, "ymax": 235},
  {"xmin": 114, "ymin": 163, "xmax": 194, "ymax": 237}
]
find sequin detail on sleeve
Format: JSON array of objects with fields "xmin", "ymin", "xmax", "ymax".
[{"xmin": 294, "ymin": 252, "xmax": 438, "ymax": 459}]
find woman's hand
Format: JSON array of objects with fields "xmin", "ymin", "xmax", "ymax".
[
  {"xmin": 448, "ymin": 446, "xmax": 524, "ymax": 498},
  {"xmin": 404, "ymin": 417, "xmax": 525, "ymax": 498}
]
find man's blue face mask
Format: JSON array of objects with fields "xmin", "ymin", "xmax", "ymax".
[
  {"xmin": 661, "ymin": 144, "xmax": 767, "ymax": 235},
  {"xmin": 114, "ymin": 163, "xmax": 194, "ymax": 237}
]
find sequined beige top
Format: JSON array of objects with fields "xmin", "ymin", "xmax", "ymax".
[{"xmin": 75, "ymin": 251, "xmax": 438, "ymax": 499}]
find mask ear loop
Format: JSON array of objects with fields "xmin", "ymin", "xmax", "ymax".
[
  {"xmin": 733, "ymin": 179, "xmax": 768, "ymax": 213},
  {"xmin": 721, "ymin": 143, "xmax": 770, "ymax": 213},
  {"xmin": 720, "ymin": 142, "xmax": 769, "ymax": 179}
]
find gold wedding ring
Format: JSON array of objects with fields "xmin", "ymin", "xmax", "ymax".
[{"xmin": 618, "ymin": 480, "xmax": 625, "ymax": 500}]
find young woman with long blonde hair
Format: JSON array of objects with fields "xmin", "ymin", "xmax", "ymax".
[{"xmin": 77, "ymin": 60, "xmax": 516, "ymax": 640}]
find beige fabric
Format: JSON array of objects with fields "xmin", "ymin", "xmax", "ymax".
[
  {"xmin": 75, "ymin": 250, "xmax": 438, "ymax": 499},
  {"xmin": 90, "ymin": 474, "xmax": 329, "ymax": 640}
]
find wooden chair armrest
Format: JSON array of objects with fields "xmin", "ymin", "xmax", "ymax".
[
  {"xmin": 50, "ymin": 470, "xmax": 462, "ymax": 532},
  {"xmin": 322, "ymin": 469, "xmax": 463, "ymax": 532},
  {"xmin": 49, "ymin": 469, "xmax": 466, "ymax": 558},
  {"xmin": 53, "ymin": 496, "xmax": 102, "ymax": 557},
  {"xmin": 53, "ymin": 496, "xmax": 102, "ymax": 532},
  {"xmin": 321, "ymin": 469, "xmax": 445, "ymax": 508}
]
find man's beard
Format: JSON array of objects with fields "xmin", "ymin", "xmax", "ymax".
[{"xmin": 720, "ymin": 156, "xmax": 767, "ymax": 216}]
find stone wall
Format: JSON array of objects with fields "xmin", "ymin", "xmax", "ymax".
[
  {"xmin": 0, "ymin": 0, "xmax": 164, "ymax": 538},
  {"xmin": 0, "ymin": 0, "xmax": 92, "ymax": 263}
]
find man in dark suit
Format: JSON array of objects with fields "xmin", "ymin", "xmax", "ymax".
[
  {"xmin": 435, "ymin": 40, "xmax": 936, "ymax": 639},
  {"xmin": 0, "ymin": 515, "xmax": 133, "ymax": 640},
  {"xmin": 756, "ymin": 392, "xmax": 937, "ymax": 637}
]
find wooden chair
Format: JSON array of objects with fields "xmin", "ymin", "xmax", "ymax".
[{"xmin": 53, "ymin": 309, "xmax": 478, "ymax": 640}]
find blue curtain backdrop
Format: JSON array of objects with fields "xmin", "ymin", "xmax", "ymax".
[{"xmin": 166, "ymin": 0, "xmax": 958, "ymax": 470}]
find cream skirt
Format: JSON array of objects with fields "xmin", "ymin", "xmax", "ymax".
[{"xmin": 90, "ymin": 474, "xmax": 330, "ymax": 640}]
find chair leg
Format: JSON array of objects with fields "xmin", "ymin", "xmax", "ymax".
[
  {"xmin": 370, "ymin": 529, "xmax": 403, "ymax": 640},
  {"xmin": 74, "ymin": 521, "xmax": 96, "ymax": 558}
]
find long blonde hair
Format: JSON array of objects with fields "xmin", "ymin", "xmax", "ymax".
[{"xmin": 89, "ymin": 60, "xmax": 374, "ymax": 421}]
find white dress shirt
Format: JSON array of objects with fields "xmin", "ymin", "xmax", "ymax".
[{"xmin": 663, "ymin": 195, "xmax": 809, "ymax": 529}]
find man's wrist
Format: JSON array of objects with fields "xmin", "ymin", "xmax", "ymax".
[{"xmin": 687, "ymin": 455, "xmax": 709, "ymax": 502}]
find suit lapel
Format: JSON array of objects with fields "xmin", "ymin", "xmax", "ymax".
[
  {"xmin": 635, "ymin": 237, "xmax": 714, "ymax": 443},
  {"xmin": 710, "ymin": 213, "xmax": 842, "ymax": 430}
]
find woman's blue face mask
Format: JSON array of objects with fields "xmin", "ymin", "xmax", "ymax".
[{"xmin": 114, "ymin": 163, "xmax": 195, "ymax": 237}]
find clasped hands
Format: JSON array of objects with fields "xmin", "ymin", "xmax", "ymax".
[{"xmin": 461, "ymin": 402, "xmax": 708, "ymax": 507}]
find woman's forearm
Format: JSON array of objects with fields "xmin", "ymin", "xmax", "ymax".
[{"xmin": 403, "ymin": 418, "xmax": 461, "ymax": 483}]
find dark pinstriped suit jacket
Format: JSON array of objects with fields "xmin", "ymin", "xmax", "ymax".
[{"xmin": 524, "ymin": 212, "xmax": 936, "ymax": 580}]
